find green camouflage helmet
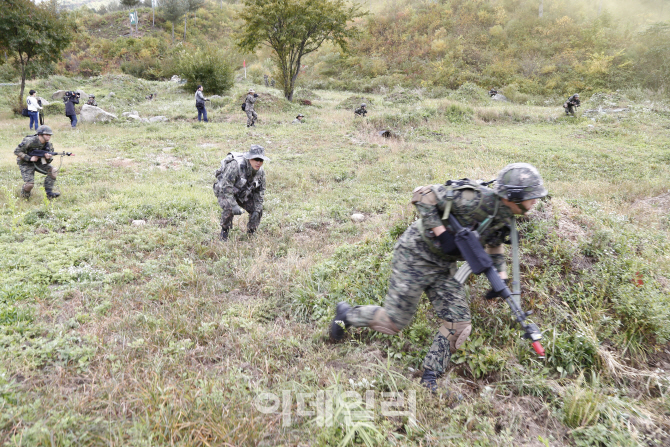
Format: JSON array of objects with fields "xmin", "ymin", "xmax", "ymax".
[
  {"xmin": 494, "ymin": 163, "xmax": 548, "ymax": 202},
  {"xmin": 36, "ymin": 125, "xmax": 53, "ymax": 135}
]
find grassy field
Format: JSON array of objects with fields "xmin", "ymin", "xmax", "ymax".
[{"xmin": 1, "ymin": 75, "xmax": 669, "ymax": 446}]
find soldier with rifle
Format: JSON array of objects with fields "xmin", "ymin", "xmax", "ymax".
[
  {"xmin": 563, "ymin": 93, "xmax": 580, "ymax": 116},
  {"xmin": 213, "ymin": 145, "xmax": 269, "ymax": 241},
  {"xmin": 13, "ymin": 125, "xmax": 73, "ymax": 199},
  {"xmin": 354, "ymin": 103, "xmax": 367, "ymax": 117},
  {"xmin": 330, "ymin": 163, "xmax": 547, "ymax": 392}
]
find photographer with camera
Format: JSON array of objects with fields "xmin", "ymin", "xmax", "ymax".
[{"xmin": 64, "ymin": 91, "xmax": 80, "ymax": 128}]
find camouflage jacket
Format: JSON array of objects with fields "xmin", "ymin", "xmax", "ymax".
[
  {"xmin": 14, "ymin": 135, "xmax": 53, "ymax": 165},
  {"xmin": 214, "ymin": 155, "xmax": 265, "ymax": 210},
  {"xmin": 354, "ymin": 107, "xmax": 367, "ymax": 116},
  {"xmin": 566, "ymin": 95, "xmax": 580, "ymax": 107},
  {"xmin": 408, "ymin": 181, "xmax": 513, "ymax": 272},
  {"xmin": 244, "ymin": 94, "xmax": 257, "ymax": 112}
]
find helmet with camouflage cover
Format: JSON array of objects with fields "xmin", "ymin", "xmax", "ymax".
[
  {"xmin": 36, "ymin": 125, "xmax": 53, "ymax": 135},
  {"xmin": 494, "ymin": 163, "xmax": 547, "ymax": 202}
]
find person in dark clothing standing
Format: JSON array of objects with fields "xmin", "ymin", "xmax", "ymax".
[
  {"xmin": 195, "ymin": 85, "xmax": 210, "ymax": 122},
  {"xmin": 64, "ymin": 91, "xmax": 80, "ymax": 128}
]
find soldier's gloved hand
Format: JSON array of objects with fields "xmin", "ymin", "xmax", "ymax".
[
  {"xmin": 253, "ymin": 94, "xmax": 259, "ymax": 98},
  {"xmin": 485, "ymin": 279, "xmax": 509, "ymax": 300},
  {"xmin": 231, "ymin": 205, "xmax": 243, "ymax": 215}
]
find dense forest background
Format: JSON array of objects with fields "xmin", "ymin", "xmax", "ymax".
[{"xmin": 4, "ymin": 0, "xmax": 670, "ymax": 100}]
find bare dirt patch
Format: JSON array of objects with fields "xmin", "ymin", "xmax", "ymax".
[{"xmin": 109, "ymin": 157, "xmax": 136, "ymax": 168}]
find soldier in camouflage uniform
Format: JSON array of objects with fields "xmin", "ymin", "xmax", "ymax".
[
  {"xmin": 14, "ymin": 125, "xmax": 61, "ymax": 199},
  {"xmin": 563, "ymin": 93, "xmax": 580, "ymax": 116},
  {"xmin": 354, "ymin": 103, "xmax": 367, "ymax": 117},
  {"xmin": 213, "ymin": 144, "xmax": 269, "ymax": 241},
  {"xmin": 245, "ymin": 89, "xmax": 259, "ymax": 127},
  {"xmin": 330, "ymin": 163, "xmax": 548, "ymax": 392}
]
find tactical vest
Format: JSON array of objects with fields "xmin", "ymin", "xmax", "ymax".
[
  {"xmin": 417, "ymin": 179, "xmax": 504, "ymax": 261},
  {"xmin": 214, "ymin": 152, "xmax": 261, "ymax": 199}
]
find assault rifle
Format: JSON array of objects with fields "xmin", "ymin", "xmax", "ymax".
[
  {"xmin": 28, "ymin": 149, "xmax": 75, "ymax": 175},
  {"xmin": 28, "ymin": 149, "xmax": 75, "ymax": 159},
  {"xmin": 448, "ymin": 214, "xmax": 545, "ymax": 358}
]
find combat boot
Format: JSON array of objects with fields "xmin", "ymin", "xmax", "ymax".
[
  {"xmin": 329, "ymin": 302, "xmax": 351, "ymax": 341},
  {"xmin": 247, "ymin": 228, "xmax": 255, "ymax": 235},
  {"xmin": 21, "ymin": 190, "xmax": 31, "ymax": 199},
  {"xmin": 420, "ymin": 369, "xmax": 439, "ymax": 394},
  {"xmin": 220, "ymin": 228, "xmax": 229, "ymax": 241},
  {"xmin": 46, "ymin": 191, "xmax": 60, "ymax": 200}
]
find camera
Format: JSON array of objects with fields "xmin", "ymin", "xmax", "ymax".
[{"xmin": 64, "ymin": 91, "xmax": 81, "ymax": 101}]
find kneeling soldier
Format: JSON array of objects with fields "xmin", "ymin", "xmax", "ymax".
[
  {"xmin": 14, "ymin": 125, "xmax": 60, "ymax": 199},
  {"xmin": 213, "ymin": 145, "xmax": 269, "ymax": 241},
  {"xmin": 330, "ymin": 163, "xmax": 548, "ymax": 392},
  {"xmin": 354, "ymin": 103, "xmax": 367, "ymax": 117}
]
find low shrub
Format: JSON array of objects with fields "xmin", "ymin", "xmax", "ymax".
[
  {"xmin": 177, "ymin": 47, "xmax": 234, "ymax": 95},
  {"xmin": 44, "ymin": 102, "xmax": 65, "ymax": 116},
  {"xmin": 79, "ymin": 59, "xmax": 103, "ymax": 78}
]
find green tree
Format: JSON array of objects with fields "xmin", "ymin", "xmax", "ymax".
[
  {"xmin": 237, "ymin": 0, "xmax": 365, "ymax": 101},
  {"xmin": 0, "ymin": 0, "xmax": 72, "ymax": 109},
  {"xmin": 160, "ymin": 0, "xmax": 186, "ymax": 43}
]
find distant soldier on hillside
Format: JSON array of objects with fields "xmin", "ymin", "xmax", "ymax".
[
  {"xmin": 86, "ymin": 95, "xmax": 97, "ymax": 106},
  {"xmin": 292, "ymin": 113, "xmax": 305, "ymax": 124},
  {"xmin": 563, "ymin": 93, "xmax": 580, "ymax": 116},
  {"xmin": 245, "ymin": 89, "xmax": 259, "ymax": 127},
  {"xmin": 488, "ymin": 87, "xmax": 498, "ymax": 97},
  {"xmin": 213, "ymin": 145, "xmax": 269, "ymax": 241},
  {"xmin": 354, "ymin": 103, "xmax": 367, "ymax": 117}
]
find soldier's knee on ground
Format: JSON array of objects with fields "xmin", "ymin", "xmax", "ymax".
[
  {"xmin": 439, "ymin": 320, "xmax": 472, "ymax": 353},
  {"xmin": 369, "ymin": 309, "xmax": 401, "ymax": 335}
]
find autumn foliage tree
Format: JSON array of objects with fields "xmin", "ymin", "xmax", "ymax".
[
  {"xmin": 0, "ymin": 0, "xmax": 72, "ymax": 110},
  {"xmin": 237, "ymin": 0, "xmax": 365, "ymax": 101}
]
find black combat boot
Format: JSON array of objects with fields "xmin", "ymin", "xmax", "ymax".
[
  {"xmin": 329, "ymin": 302, "xmax": 351, "ymax": 341},
  {"xmin": 220, "ymin": 228, "xmax": 229, "ymax": 241},
  {"xmin": 46, "ymin": 190, "xmax": 60, "ymax": 199},
  {"xmin": 420, "ymin": 369, "xmax": 439, "ymax": 394},
  {"xmin": 247, "ymin": 228, "xmax": 255, "ymax": 235}
]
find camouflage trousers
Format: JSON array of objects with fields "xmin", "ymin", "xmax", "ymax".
[
  {"xmin": 346, "ymin": 234, "xmax": 470, "ymax": 375},
  {"xmin": 246, "ymin": 110, "xmax": 258, "ymax": 127},
  {"xmin": 565, "ymin": 105, "xmax": 576, "ymax": 115},
  {"xmin": 219, "ymin": 196, "xmax": 263, "ymax": 232},
  {"xmin": 17, "ymin": 160, "xmax": 56, "ymax": 196}
]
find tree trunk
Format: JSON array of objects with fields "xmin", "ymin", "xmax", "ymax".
[
  {"xmin": 183, "ymin": 15, "xmax": 187, "ymax": 41},
  {"xmin": 18, "ymin": 54, "xmax": 26, "ymax": 107},
  {"xmin": 171, "ymin": 22, "xmax": 174, "ymax": 43},
  {"xmin": 539, "ymin": 0, "xmax": 543, "ymax": 18}
]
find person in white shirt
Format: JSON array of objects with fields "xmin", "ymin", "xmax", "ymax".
[{"xmin": 26, "ymin": 90, "xmax": 42, "ymax": 131}]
